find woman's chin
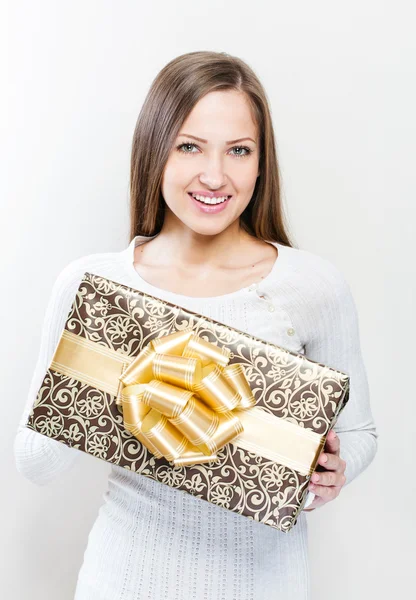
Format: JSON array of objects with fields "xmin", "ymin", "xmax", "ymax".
[{"xmin": 181, "ymin": 219, "xmax": 233, "ymax": 237}]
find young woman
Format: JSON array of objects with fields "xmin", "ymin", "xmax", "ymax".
[{"xmin": 15, "ymin": 51, "xmax": 378, "ymax": 599}]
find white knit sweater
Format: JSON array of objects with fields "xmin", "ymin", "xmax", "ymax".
[{"xmin": 14, "ymin": 235, "xmax": 378, "ymax": 600}]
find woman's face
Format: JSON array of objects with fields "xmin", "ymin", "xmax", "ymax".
[{"xmin": 161, "ymin": 90, "xmax": 260, "ymax": 237}]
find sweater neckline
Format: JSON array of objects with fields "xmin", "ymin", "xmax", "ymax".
[{"xmin": 122, "ymin": 234, "xmax": 288, "ymax": 303}]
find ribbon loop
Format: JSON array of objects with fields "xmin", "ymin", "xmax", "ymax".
[
  {"xmin": 118, "ymin": 327, "xmax": 255, "ymax": 466},
  {"xmin": 152, "ymin": 353, "xmax": 202, "ymax": 391}
]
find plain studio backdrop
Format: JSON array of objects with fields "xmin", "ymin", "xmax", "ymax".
[{"xmin": 3, "ymin": 1, "xmax": 415, "ymax": 598}]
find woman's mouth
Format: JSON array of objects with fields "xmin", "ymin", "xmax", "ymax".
[{"xmin": 188, "ymin": 192, "xmax": 232, "ymax": 214}]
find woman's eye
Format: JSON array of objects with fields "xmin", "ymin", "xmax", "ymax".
[
  {"xmin": 230, "ymin": 146, "xmax": 251, "ymax": 157},
  {"xmin": 177, "ymin": 143, "xmax": 198, "ymax": 154},
  {"xmin": 176, "ymin": 142, "xmax": 252, "ymax": 158}
]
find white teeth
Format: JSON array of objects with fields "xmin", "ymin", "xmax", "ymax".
[{"xmin": 191, "ymin": 193, "xmax": 229, "ymax": 205}]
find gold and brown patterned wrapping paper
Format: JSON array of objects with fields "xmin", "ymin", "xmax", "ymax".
[{"xmin": 26, "ymin": 273, "xmax": 350, "ymax": 533}]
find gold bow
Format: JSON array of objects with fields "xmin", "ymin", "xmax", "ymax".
[{"xmin": 117, "ymin": 328, "xmax": 256, "ymax": 467}]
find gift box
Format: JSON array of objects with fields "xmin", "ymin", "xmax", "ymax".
[{"xmin": 26, "ymin": 272, "xmax": 350, "ymax": 533}]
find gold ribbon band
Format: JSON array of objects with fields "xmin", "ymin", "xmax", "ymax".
[
  {"xmin": 51, "ymin": 329, "xmax": 324, "ymax": 475},
  {"xmin": 50, "ymin": 329, "xmax": 133, "ymax": 396}
]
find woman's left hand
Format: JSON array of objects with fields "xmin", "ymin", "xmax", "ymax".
[{"xmin": 304, "ymin": 429, "xmax": 347, "ymax": 511}]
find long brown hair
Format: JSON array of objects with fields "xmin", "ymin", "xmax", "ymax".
[{"xmin": 129, "ymin": 51, "xmax": 295, "ymax": 247}]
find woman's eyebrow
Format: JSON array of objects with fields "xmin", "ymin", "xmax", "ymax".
[{"xmin": 178, "ymin": 133, "xmax": 256, "ymax": 145}]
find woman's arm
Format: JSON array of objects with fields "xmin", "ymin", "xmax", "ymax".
[
  {"xmin": 13, "ymin": 260, "xmax": 86, "ymax": 485},
  {"xmin": 302, "ymin": 264, "xmax": 379, "ymax": 487}
]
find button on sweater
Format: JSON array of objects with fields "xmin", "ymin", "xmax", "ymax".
[{"xmin": 14, "ymin": 235, "xmax": 378, "ymax": 600}]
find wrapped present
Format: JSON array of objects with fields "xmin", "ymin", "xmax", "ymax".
[{"xmin": 26, "ymin": 272, "xmax": 350, "ymax": 532}]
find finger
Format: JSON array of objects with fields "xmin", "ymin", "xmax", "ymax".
[
  {"xmin": 317, "ymin": 451, "xmax": 343, "ymax": 471},
  {"xmin": 308, "ymin": 482, "xmax": 342, "ymax": 499},
  {"xmin": 303, "ymin": 496, "xmax": 325, "ymax": 512},
  {"xmin": 310, "ymin": 469, "xmax": 346, "ymax": 487},
  {"xmin": 324, "ymin": 430, "xmax": 340, "ymax": 454}
]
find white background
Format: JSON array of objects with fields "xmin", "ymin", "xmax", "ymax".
[{"xmin": 3, "ymin": 1, "xmax": 415, "ymax": 598}]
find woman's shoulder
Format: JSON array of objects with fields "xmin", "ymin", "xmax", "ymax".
[
  {"xmin": 54, "ymin": 249, "xmax": 120, "ymax": 279},
  {"xmin": 273, "ymin": 243, "xmax": 354, "ymax": 311},
  {"xmin": 48, "ymin": 248, "xmax": 128, "ymax": 301},
  {"xmin": 278, "ymin": 243, "xmax": 350, "ymax": 288},
  {"xmin": 270, "ymin": 244, "xmax": 359, "ymax": 336}
]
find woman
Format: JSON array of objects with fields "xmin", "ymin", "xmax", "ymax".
[{"xmin": 14, "ymin": 51, "xmax": 378, "ymax": 599}]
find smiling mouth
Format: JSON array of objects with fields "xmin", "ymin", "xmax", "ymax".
[{"xmin": 188, "ymin": 192, "xmax": 232, "ymax": 205}]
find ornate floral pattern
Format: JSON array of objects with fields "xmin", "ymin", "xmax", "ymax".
[{"xmin": 27, "ymin": 273, "xmax": 350, "ymax": 533}]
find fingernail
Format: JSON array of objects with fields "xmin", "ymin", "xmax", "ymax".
[
  {"xmin": 321, "ymin": 454, "xmax": 328, "ymax": 463},
  {"xmin": 312, "ymin": 474, "xmax": 320, "ymax": 482}
]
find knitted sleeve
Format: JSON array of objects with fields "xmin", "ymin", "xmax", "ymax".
[
  {"xmin": 298, "ymin": 259, "xmax": 379, "ymax": 487},
  {"xmin": 13, "ymin": 259, "xmax": 87, "ymax": 485}
]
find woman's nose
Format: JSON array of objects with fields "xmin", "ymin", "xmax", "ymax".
[{"xmin": 199, "ymin": 165, "xmax": 227, "ymax": 189}]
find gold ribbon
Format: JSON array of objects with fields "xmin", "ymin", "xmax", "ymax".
[
  {"xmin": 51, "ymin": 329, "xmax": 325, "ymax": 475},
  {"xmin": 117, "ymin": 328, "xmax": 256, "ymax": 467}
]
